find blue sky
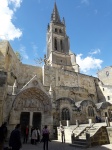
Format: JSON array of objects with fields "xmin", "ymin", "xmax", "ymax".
[{"xmin": 0, "ymin": 0, "xmax": 112, "ymax": 77}]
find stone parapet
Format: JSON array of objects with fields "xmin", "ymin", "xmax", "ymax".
[
  {"xmin": 106, "ymin": 127, "xmax": 112, "ymax": 144},
  {"xmin": 91, "ymin": 126, "xmax": 109, "ymax": 146}
]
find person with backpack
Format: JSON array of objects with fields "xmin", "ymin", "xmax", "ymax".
[
  {"xmin": 0, "ymin": 122, "xmax": 7, "ymax": 150},
  {"xmin": 42, "ymin": 125, "xmax": 50, "ymax": 150}
]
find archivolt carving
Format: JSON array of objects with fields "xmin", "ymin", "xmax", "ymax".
[{"xmin": 13, "ymin": 87, "xmax": 51, "ymax": 112}]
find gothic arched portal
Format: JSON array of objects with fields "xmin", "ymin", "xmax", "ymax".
[{"xmin": 9, "ymin": 87, "xmax": 52, "ymax": 128}]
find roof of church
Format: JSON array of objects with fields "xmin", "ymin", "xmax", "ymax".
[{"xmin": 96, "ymin": 102, "xmax": 112, "ymax": 109}]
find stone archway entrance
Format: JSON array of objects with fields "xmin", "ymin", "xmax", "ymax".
[
  {"xmin": 33, "ymin": 112, "xmax": 41, "ymax": 129},
  {"xmin": 9, "ymin": 87, "xmax": 52, "ymax": 133},
  {"xmin": 20, "ymin": 112, "xmax": 30, "ymax": 136},
  {"xmin": 20, "ymin": 111, "xmax": 42, "ymax": 136}
]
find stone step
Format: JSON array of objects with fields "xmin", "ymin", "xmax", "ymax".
[
  {"xmin": 78, "ymin": 136, "xmax": 86, "ymax": 139},
  {"xmin": 73, "ymin": 139, "xmax": 87, "ymax": 145},
  {"xmin": 69, "ymin": 143, "xmax": 88, "ymax": 148}
]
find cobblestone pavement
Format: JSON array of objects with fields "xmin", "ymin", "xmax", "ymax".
[{"xmin": 9, "ymin": 141, "xmax": 111, "ymax": 150}]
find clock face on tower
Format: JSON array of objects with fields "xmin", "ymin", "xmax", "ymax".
[{"xmin": 106, "ymin": 71, "xmax": 109, "ymax": 76}]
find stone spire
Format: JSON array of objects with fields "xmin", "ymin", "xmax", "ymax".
[{"xmin": 51, "ymin": 2, "xmax": 61, "ymax": 23}]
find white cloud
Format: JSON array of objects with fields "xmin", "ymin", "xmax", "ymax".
[
  {"xmin": 76, "ymin": 54, "xmax": 103, "ymax": 73},
  {"xmin": 9, "ymin": 0, "xmax": 22, "ymax": 11},
  {"xmin": 0, "ymin": 0, "xmax": 22, "ymax": 40},
  {"xmin": 81, "ymin": 0, "xmax": 89, "ymax": 5},
  {"xmin": 89, "ymin": 49, "xmax": 101, "ymax": 55},
  {"xmin": 19, "ymin": 45, "xmax": 29, "ymax": 60}
]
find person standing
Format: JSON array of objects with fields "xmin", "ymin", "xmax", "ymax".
[
  {"xmin": 9, "ymin": 124, "xmax": 22, "ymax": 150},
  {"xmin": 23, "ymin": 125, "xmax": 29, "ymax": 143},
  {"xmin": 0, "ymin": 122, "xmax": 7, "ymax": 150},
  {"xmin": 42, "ymin": 125, "xmax": 50, "ymax": 150},
  {"xmin": 60, "ymin": 125, "xmax": 65, "ymax": 143},
  {"xmin": 31, "ymin": 127, "xmax": 34, "ymax": 144},
  {"xmin": 31, "ymin": 128, "xmax": 37, "ymax": 145},
  {"xmin": 37, "ymin": 127, "xmax": 40, "ymax": 143},
  {"xmin": 105, "ymin": 116, "xmax": 110, "ymax": 127}
]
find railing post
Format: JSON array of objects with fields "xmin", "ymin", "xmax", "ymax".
[
  {"xmin": 66, "ymin": 120, "xmax": 70, "ymax": 127},
  {"xmin": 71, "ymin": 132, "xmax": 75, "ymax": 144},
  {"xmin": 86, "ymin": 132, "xmax": 91, "ymax": 147},
  {"xmin": 76, "ymin": 120, "xmax": 79, "ymax": 127}
]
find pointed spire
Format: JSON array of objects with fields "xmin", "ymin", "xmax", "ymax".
[
  {"xmin": 62, "ymin": 17, "xmax": 65, "ymax": 25},
  {"xmin": 51, "ymin": 2, "xmax": 61, "ymax": 23}
]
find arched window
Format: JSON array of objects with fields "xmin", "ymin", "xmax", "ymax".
[
  {"xmin": 88, "ymin": 106, "xmax": 94, "ymax": 117},
  {"xmin": 60, "ymin": 40, "xmax": 63, "ymax": 51},
  {"xmin": 62, "ymin": 108, "xmax": 70, "ymax": 120},
  {"xmin": 55, "ymin": 28, "xmax": 57, "ymax": 32},
  {"xmin": 54, "ymin": 38, "xmax": 57, "ymax": 50}
]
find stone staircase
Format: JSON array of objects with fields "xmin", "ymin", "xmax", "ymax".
[{"xmin": 70, "ymin": 122, "xmax": 110, "ymax": 148}]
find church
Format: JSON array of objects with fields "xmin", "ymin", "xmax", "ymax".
[{"xmin": 0, "ymin": 3, "xmax": 112, "ymax": 138}]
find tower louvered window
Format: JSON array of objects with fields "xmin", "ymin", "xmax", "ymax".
[
  {"xmin": 62, "ymin": 108, "xmax": 70, "ymax": 120},
  {"xmin": 54, "ymin": 38, "xmax": 57, "ymax": 50},
  {"xmin": 60, "ymin": 40, "xmax": 63, "ymax": 51}
]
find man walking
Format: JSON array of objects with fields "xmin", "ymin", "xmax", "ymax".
[{"xmin": 42, "ymin": 125, "xmax": 50, "ymax": 150}]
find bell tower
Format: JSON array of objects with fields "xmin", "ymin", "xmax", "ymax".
[{"xmin": 46, "ymin": 2, "xmax": 79, "ymax": 72}]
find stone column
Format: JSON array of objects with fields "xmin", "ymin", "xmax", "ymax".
[
  {"xmin": 59, "ymin": 121, "xmax": 61, "ymax": 126},
  {"xmin": 76, "ymin": 120, "xmax": 79, "ymax": 127},
  {"xmin": 30, "ymin": 112, "xmax": 33, "ymax": 127},
  {"xmin": 89, "ymin": 119, "xmax": 92, "ymax": 127},
  {"xmin": 86, "ymin": 132, "xmax": 91, "ymax": 147},
  {"xmin": 66, "ymin": 120, "xmax": 70, "ymax": 127}
]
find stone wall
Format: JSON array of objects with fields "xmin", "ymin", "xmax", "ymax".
[
  {"xmin": 98, "ymin": 66, "xmax": 112, "ymax": 85},
  {"xmin": 43, "ymin": 65, "xmax": 99, "ymax": 103},
  {"xmin": 98, "ymin": 66, "xmax": 112, "ymax": 103},
  {"xmin": 91, "ymin": 126, "xmax": 109, "ymax": 146},
  {"xmin": 0, "ymin": 71, "xmax": 7, "ymax": 125},
  {"xmin": 106, "ymin": 127, "xmax": 112, "ymax": 143}
]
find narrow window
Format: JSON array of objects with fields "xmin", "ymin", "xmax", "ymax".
[
  {"xmin": 55, "ymin": 28, "xmax": 57, "ymax": 32},
  {"xmin": 60, "ymin": 40, "xmax": 63, "ymax": 51},
  {"xmin": 88, "ymin": 106, "xmax": 94, "ymax": 117},
  {"xmin": 59, "ymin": 29, "xmax": 62, "ymax": 33},
  {"xmin": 103, "ymin": 88, "xmax": 104, "ymax": 91},
  {"xmin": 107, "ymin": 96, "xmax": 110, "ymax": 100},
  {"xmin": 54, "ymin": 38, "xmax": 57, "ymax": 50}
]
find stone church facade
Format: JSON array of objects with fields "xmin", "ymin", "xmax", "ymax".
[{"xmin": 0, "ymin": 3, "xmax": 112, "ymax": 137}]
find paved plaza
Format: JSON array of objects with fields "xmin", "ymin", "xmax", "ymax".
[{"xmin": 5, "ymin": 141, "xmax": 112, "ymax": 150}]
